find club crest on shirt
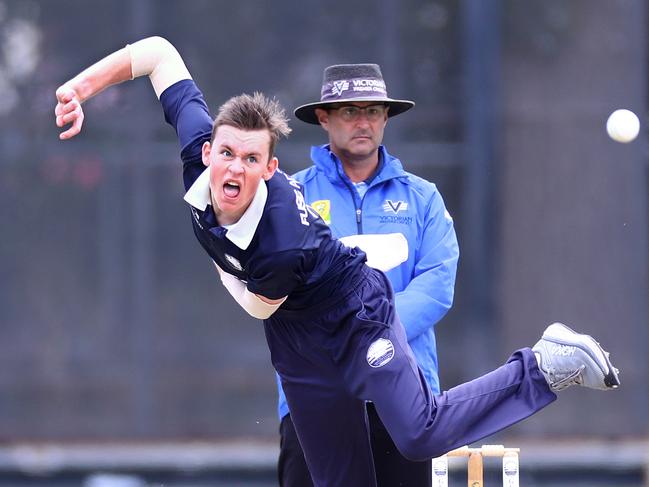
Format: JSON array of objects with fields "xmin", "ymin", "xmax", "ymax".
[
  {"xmin": 310, "ymin": 199, "xmax": 331, "ymax": 225},
  {"xmin": 366, "ymin": 338, "xmax": 395, "ymax": 368},
  {"xmin": 225, "ymin": 254, "xmax": 243, "ymax": 271}
]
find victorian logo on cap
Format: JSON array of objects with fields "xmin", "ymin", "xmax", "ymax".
[
  {"xmin": 332, "ymin": 80, "xmax": 349, "ymax": 96},
  {"xmin": 295, "ymin": 63, "xmax": 415, "ymax": 125}
]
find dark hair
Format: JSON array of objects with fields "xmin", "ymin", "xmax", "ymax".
[{"xmin": 212, "ymin": 92, "xmax": 292, "ymax": 158}]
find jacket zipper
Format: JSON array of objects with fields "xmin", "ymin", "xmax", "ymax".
[
  {"xmin": 336, "ymin": 163, "xmax": 365, "ymax": 234},
  {"xmin": 343, "ymin": 182, "xmax": 363, "ymax": 234}
]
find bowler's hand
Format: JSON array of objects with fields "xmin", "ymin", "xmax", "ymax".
[{"xmin": 55, "ymin": 86, "xmax": 84, "ymax": 140}]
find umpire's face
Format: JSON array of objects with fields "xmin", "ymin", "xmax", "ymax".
[
  {"xmin": 315, "ymin": 102, "xmax": 389, "ymax": 164},
  {"xmin": 201, "ymin": 125, "xmax": 278, "ymax": 226}
]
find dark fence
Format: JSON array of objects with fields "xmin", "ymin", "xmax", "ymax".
[{"xmin": 0, "ymin": 0, "xmax": 647, "ymax": 444}]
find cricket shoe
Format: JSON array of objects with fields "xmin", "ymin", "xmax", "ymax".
[{"xmin": 532, "ymin": 322, "xmax": 620, "ymax": 392}]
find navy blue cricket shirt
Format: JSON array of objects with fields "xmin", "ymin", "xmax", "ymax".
[{"xmin": 160, "ymin": 80, "xmax": 367, "ymax": 310}]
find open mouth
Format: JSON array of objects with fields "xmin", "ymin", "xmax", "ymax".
[{"xmin": 223, "ymin": 181, "xmax": 241, "ymax": 198}]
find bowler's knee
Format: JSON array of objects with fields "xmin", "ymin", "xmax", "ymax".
[
  {"xmin": 394, "ymin": 437, "xmax": 429, "ymax": 462},
  {"xmin": 395, "ymin": 435, "xmax": 449, "ymax": 462}
]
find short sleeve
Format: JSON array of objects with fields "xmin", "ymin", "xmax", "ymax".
[
  {"xmin": 246, "ymin": 249, "xmax": 313, "ymax": 300},
  {"xmin": 159, "ymin": 79, "xmax": 213, "ymax": 171}
]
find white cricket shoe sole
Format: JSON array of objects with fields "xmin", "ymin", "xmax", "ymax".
[{"xmin": 532, "ymin": 322, "xmax": 620, "ymax": 391}]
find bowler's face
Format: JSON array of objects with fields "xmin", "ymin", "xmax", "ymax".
[{"xmin": 202, "ymin": 125, "xmax": 277, "ymax": 226}]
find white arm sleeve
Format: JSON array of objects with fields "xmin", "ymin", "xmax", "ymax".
[
  {"xmin": 339, "ymin": 233, "xmax": 408, "ymax": 272},
  {"xmin": 126, "ymin": 36, "xmax": 192, "ymax": 98},
  {"xmin": 213, "ymin": 263, "xmax": 287, "ymax": 320}
]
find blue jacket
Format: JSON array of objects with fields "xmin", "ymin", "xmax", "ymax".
[{"xmin": 276, "ymin": 144, "xmax": 459, "ymax": 419}]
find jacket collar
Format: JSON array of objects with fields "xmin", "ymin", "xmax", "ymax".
[
  {"xmin": 183, "ymin": 167, "xmax": 267, "ymax": 250},
  {"xmin": 310, "ymin": 144, "xmax": 406, "ymax": 186}
]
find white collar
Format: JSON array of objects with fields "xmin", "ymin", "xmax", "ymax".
[
  {"xmin": 183, "ymin": 167, "xmax": 212, "ymax": 210},
  {"xmin": 183, "ymin": 167, "xmax": 268, "ymax": 250}
]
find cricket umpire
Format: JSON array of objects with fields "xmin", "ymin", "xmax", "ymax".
[{"xmin": 276, "ymin": 63, "xmax": 459, "ymax": 486}]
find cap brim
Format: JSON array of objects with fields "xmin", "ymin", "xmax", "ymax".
[{"xmin": 294, "ymin": 98, "xmax": 415, "ymax": 125}]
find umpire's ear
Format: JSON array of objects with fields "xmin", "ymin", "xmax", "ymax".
[
  {"xmin": 315, "ymin": 108, "xmax": 329, "ymax": 130},
  {"xmin": 201, "ymin": 141, "xmax": 212, "ymax": 167}
]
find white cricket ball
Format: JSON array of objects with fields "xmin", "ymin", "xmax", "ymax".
[{"xmin": 606, "ymin": 109, "xmax": 640, "ymax": 143}]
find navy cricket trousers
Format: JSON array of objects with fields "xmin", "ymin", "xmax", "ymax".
[{"xmin": 265, "ymin": 266, "xmax": 557, "ymax": 487}]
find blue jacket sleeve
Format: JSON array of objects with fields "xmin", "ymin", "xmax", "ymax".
[{"xmin": 394, "ymin": 189, "xmax": 459, "ymax": 341}]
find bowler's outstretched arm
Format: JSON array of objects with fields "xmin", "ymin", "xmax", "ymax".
[{"xmin": 54, "ymin": 36, "xmax": 191, "ymax": 140}]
